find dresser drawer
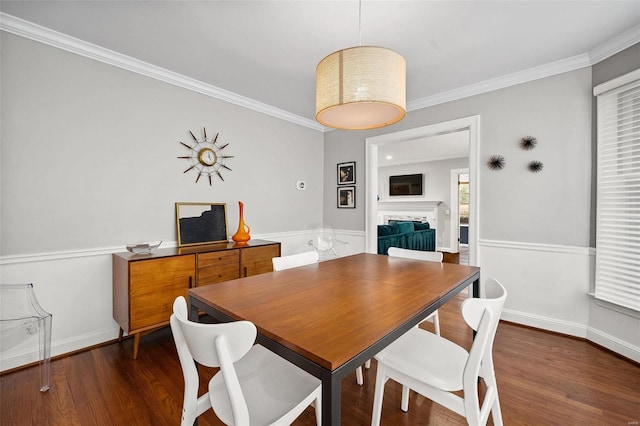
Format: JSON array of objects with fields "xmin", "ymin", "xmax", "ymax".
[
  {"xmin": 198, "ymin": 263, "xmax": 240, "ymax": 285},
  {"xmin": 198, "ymin": 250, "xmax": 239, "ymax": 267}
]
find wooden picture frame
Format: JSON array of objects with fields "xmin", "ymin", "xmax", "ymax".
[
  {"xmin": 337, "ymin": 186, "xmax": 356, "ymax": 209},
  {"xmin": 337, "ymin": 161, "xmax": 356, "ymax": 185},
  {"xmin": 176, "ymin": 202, "xmax": 228, "ymax": 247}
]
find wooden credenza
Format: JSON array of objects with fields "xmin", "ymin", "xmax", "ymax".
[{"xmin": 112, "ymin": 239, "xmax": 281, "ymax": 358}]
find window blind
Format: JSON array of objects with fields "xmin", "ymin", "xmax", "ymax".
[{"xmin": 595, "ymin": 71, "xmax": 640, "ymax": 312}]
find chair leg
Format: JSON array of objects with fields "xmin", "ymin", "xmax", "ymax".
[
  {"xmin": 370, "ymin": 365, "xmax": 387, "ymax": 426},
  {"xmin": 38, "ymin": 315, "xmax": 52, "ymax": 392},
  {"xmin": 356, "ymin": 366, "xmax": 364, "ymax": 386},
  {"xmin": 401, "ymin": 386, "xmax": 410, "ymax": 412},
  {"xmin": 491, "ymin": 393, "xmax": 503, "ymax": 426},
  {"xmin": 432, "ymin": 310, "xmax": 441, "ymax": 336},
  {"xmin": 315, "ymin": 395, "xmax": 322, "ymax": 426}
]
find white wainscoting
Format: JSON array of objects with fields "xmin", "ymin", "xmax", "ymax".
[
  {"xmin": 4, "ymin": 234, "xmax": 637, "ymax": 370},
  {"xmin": 479, "ymin": 239, "xmax": 639, "ymax": 362},
  {"xmin": 0, "ymin": 229, "xmax": 365, "ymax": 371}
]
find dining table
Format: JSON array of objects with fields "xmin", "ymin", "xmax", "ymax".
[{"xmin": 188, "ymin": 252, "xmax": 480, "ymax": 425}]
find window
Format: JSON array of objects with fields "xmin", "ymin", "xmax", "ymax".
[{"xmin": 594, "ymin": 69, "xmax": 640, "ymax": 312}]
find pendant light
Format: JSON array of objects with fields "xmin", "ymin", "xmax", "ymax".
[{"xmin": 315, "ymin": 1, "xmax": 406, "ymax": 130}]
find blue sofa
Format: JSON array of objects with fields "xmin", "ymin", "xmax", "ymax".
[{"xmin": 377, "ymin": 220, "xmax": 436, "ymax": 255}]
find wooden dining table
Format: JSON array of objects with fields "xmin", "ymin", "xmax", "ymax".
[{"xmin": 188, "ymin": 252, "xmax": 480, "ymax": 425}]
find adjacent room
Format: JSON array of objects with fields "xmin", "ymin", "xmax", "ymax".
[{"xmin": 1, "ymin": 1, "xmax": 639, "ymax": 425}]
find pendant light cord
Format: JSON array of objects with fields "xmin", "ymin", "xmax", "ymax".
[{"xmin": 358, "ymin": 0, "xmax": 362, "ymax": 46}]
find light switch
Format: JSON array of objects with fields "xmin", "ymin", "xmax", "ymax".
[{"xmin": 296, "ymin": 181, "xmax": 306, "ymax": 190}]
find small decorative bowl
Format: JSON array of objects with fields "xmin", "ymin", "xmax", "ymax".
[{"xmin": 126, "ymin": 240, "xmax": 162, "ymax": 254}]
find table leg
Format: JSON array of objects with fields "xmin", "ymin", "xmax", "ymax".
[
  {"xmin": 321, "ymin": 369, "xmax": 341, "ymax": 425},
  {"xmin": 188, "ymin": 296, "xmax": 199, "ymax": 322},
  {"xmin": 473, "ymin": 277, "xmax": 480, "ymax": 298}
]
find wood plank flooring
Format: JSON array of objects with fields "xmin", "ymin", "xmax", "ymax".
[{"xmin": 2, "ymin": 293, "xmax": 639, "ymax": 425}]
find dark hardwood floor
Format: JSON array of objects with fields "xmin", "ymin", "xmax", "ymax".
[{"xmin": 2, "ymin": 294, "xmax": 639, "ymax": 425}]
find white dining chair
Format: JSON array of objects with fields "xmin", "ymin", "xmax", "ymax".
[
  {"xmin": 170, "ymin": 296, "xmax": 322, "ymax": 426},
  {"xmin": 355, "ymin": 247, "xmax": 443, "ymax": 386},
  {"xmin": 370, "ymin": 278, "xmax": 507, "ymax": 426},
  {"xmin": 388, "ymin": 247, "xmax": 443, "ymax": 334},
  {"xmin": 272, "ymin": 251, "xmax": 319, "ymax": 271}
]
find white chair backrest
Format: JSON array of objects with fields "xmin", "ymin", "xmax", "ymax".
[
  {"xmin": 171, "ymin": 296, "xmax": 256, "ymax": 367},
  {"xmin": 170, "ymin": 296, "xmax": 256, "ymax": 425},
  {"xmin": 388, "ymin": 247, "xmax": 443, "ymax": 262},
  {"xmin": 272, "ymin": 251, "xmax": 319, "ymax": 271},
  {"xmin": 460, "ymin": 278, "xmax": 507, "ymax": 413}
]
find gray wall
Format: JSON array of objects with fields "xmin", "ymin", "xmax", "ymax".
[
  {"xmin": 324, "ymin": 67, "xmax": 593, "ymax": 248},
  {"xmin": 378, "ymin": 157, "xmax": 469, "ymax": 203},
  {"xmin": 1, "ymin": 33, "xmax": 324, "ymax": 256}
]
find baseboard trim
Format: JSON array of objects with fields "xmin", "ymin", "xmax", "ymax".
[
  {"xmin": 501, "ymin": 308, "xmax": 587, "ymax": 338},
  {"xmin": 0, "ymin": 327, "xmax": 119, "ymax": 372},
  {"xmin": 586, "ymin": 327, "xmax": 640, "ymax": 364},
  {"xmin": 502, "ymin": 309, "xmax": 640, "ymax": 363}
]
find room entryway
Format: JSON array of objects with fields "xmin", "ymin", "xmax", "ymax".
[{"xmin": 365, "ymin": 116, "xmax": 479, "ymax": 266}]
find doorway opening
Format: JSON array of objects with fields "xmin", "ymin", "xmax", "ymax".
[{"xmin": 365, "ymin": 116, "xmax": 480, "ymax": 266}]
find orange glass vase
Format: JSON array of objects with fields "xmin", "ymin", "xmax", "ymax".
[{"xmin": 231, "ymin": 201, "xmax": 251, "ymax": 243}]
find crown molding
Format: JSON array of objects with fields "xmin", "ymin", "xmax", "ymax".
[
  {"xmin": 0, "ymin": 12, "xmax": 325, "ymax": 132},
  {"xmin": 589, "ymin": 23, "xmax": 640, "ymax": 65},
  {"xmin": 408, "ymin": 53, "xmax": 592, "ymax": 111},
  {"xmin": 1, "ymin": 11, "xmax": 637, "ymax": 133}
]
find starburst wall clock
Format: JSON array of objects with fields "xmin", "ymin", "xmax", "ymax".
[{"xmin": 178, "ymin": 128, "xmax": 233, "ymax": 186}]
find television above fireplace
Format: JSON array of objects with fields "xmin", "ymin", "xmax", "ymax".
[{"xmin": 389, "ymin": 173, "xmax": 423, "ymax": 196}]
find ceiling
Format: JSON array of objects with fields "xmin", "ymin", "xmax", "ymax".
[
  {"xmin": 4, "ymin": 1, "xmax": 637, "ymax": 167},
  {"xmin": 2, "ymin": 0, "xmax": 639, "ymax": 133}
]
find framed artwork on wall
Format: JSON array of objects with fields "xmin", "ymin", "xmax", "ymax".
[
  {"xmin": 337, "ymin": 186, "xmax": 356, "ymax": 209},
  {"xmin": 337, "ymin": 161, "xmax": 356, "ymax": 185},
  {"xmin": 175, "ymin": 202, "xmax": 228, "ymax": 246}
]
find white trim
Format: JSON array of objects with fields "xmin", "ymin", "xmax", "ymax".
[
  {"xmin": 0, "ymin": 231, "xmax": 327, "ymax": 265},
  {"xmin": 0, "ymin": 327, "xmax": 118, "ymax": 372},
  {"xmin": 586, "ymin": 327, "xmax": 640, "ymax": 363},
  {"xmin": 366, "ymin": 116, "xmax": 480, "ymax": 265},
  {"xmin": 479, "ymin": 239, "xmax": 594, "ymax": 256},
  {"xmin": 408, "ymin": 54, "xmax": 591, "ymax": 111},
  {"xmin": 589, "ymin": 294, "xmax": 640, "ymax": 319},
  {"xmin": 0, "ymin": 13, "xmax": 324, "ymax": 132},
  {"xmin": 502, "ymin": 309, "xmax": 640, "ymax": 363},
  {"xmin": 501, "ymin": 308, "xmax": 587, "ymax": 338},
  {"xmin": 589, "ymin": 23, "xmax": 640, "ymax": 65},
  {"xmin": 2, "ymin": 11, "xmax": 637, "ymax": 133},
  {"xmin": 593, "ymin": 68, "xmax": 640, "ymax": 96}
]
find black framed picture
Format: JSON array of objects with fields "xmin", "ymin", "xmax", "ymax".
[
  {"xmin": 175, "ymin": 202, "xmax": 228, "ymax": 247},
  {"xmin": 337, "ymin": 161, "xmax": 356, "ymax": 185},
  {"xmin": 337, "ymin": 186, "xmax": 356, "ymax": 209}
]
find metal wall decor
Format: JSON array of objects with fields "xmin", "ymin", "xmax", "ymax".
[
  {"xmin": 528, "ymin": 160, "xmax": 544, "ymax": 173},
  {"xmin": 519, "ymin": 135, "xmax": 538, "ymax": 150},
  {"xmin": 487, "ymin": 155, "xmax": 506, "ymax": 170},
  {"xmin": 178, "ymin": 128, "xmax": 233, "ymax": 185}
]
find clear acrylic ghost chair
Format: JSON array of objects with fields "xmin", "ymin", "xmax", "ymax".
[
  {"xmin": 272, "ymin": 251, "xmax": 319, "ymax": 271},
  {"xmin": 170, "ymin": 296, "xmax": 322, "ymax": 426},
  {"xmin": 371, "ymin": 278, "xmax": 507, "ymax": 426},
  {"xmin": 355, "ymin": 247, "xmax": 443, "ymax": 386},
  {"xmin": 308, "ymin": 226, "xmax": 349, "ymax": 260},
  {"xmin": 0, "ymin": 283, "xmax": 52, "ymax": 392}
]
